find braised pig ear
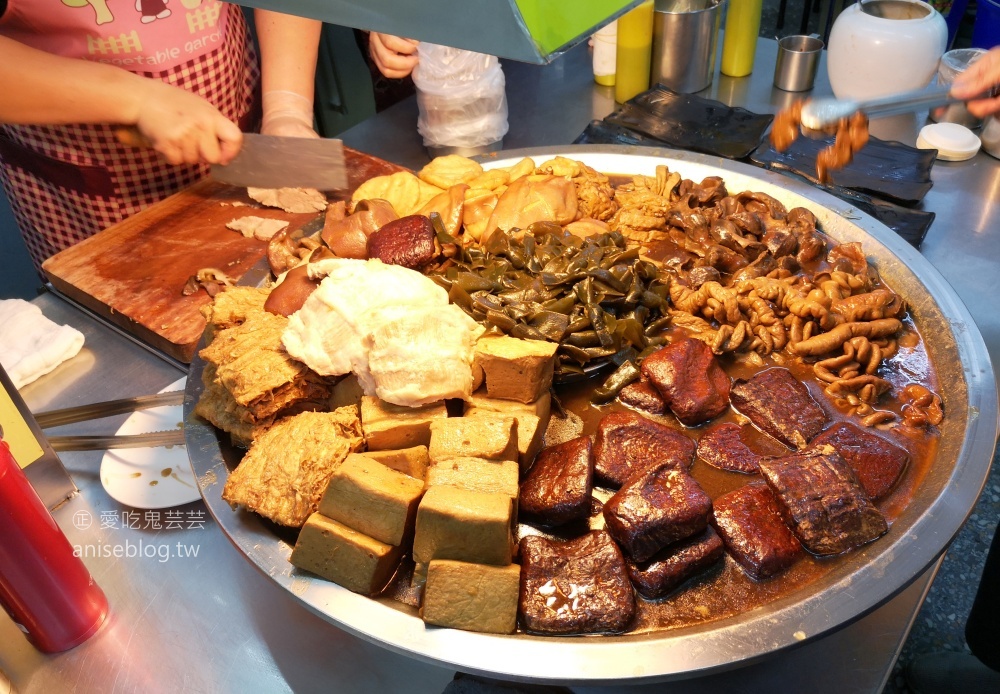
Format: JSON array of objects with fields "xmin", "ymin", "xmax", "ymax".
[
  {"xmin": 321, "ymin": 198, "xmax": 398, "ymax": 259},
  {"xmin": 417, "ymin": 183, "xmax": 469, "ymax": 237},
  {"xmin": 482, "ymin": 175, "xmax": 579, "ymax": 245},
  {"xmin": 267, "ymin": 224, "xmax": 313, "ymax": 276}
]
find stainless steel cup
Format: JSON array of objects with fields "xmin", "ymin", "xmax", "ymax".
[
  {"xmin": 774, "ymin": 34, "xmax": 824, "ymax": 92},
  {"xmin": 651, "ymin": 0, "xmax": 723, "ymax": 94}
]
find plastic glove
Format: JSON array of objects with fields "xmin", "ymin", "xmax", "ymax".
[
  {"xmin": 261, "ymin": 90, "xmax": 318, "ymax": 138},
  {"xmin": 369, "ymin": 33, "xmax": 419, "ymax": 79},
  {"xmin": 133, "ymin": 79, "xmax": 242, "ymax": 165}
]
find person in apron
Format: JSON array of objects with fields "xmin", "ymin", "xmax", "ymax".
[{"xmin": 0, "ymin": 2, "xmax": 321, "ymax": 273}]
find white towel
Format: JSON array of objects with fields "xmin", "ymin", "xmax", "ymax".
[{"xmin": 0, "ymin": 299, "xmax": 85, "ymax": 389}]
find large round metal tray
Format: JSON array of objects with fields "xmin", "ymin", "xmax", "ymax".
[{"xmin": 184, "ymin": 146, "xmax": 998, "ymax": 684}]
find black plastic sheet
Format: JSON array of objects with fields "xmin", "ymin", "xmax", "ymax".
[{"xmin": 572, "ymin": 85, "xmax": 937, "ymax": 248}]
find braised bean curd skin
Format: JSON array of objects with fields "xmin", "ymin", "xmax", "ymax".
[{"xmin": 195, "ymin": 154, "xmax": 943, "ymax": 639}]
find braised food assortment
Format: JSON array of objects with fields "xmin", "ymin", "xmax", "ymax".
[{"xmin": 193, "ymin": 154, "xmax": 944, "ymax": 640}]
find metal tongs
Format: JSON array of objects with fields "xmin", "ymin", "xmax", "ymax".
[
  {"xmin": 800, "ymin": 84, "xmax": 959, "ymax": 131},
  {"xmin": 35, "ymin": 390, "xmax": 186, "ymax": 452}
]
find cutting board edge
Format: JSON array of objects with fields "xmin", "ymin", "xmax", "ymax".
[{"xmin": 47, "ymin": 276, "xmax": 197, "ymax": 364}]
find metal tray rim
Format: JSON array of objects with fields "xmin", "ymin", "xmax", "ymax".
[{"xmin": 184, "ymin": 145, "xmax": 998, "ymax": 684}]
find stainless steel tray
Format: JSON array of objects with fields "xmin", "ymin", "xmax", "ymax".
[{"xmin": 184, "ymin": 146, "xmax": 998, "ymax": 685}]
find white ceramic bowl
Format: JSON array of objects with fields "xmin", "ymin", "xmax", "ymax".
[{"xmin": 827, "ymin": 0, "xmax": 948, "ymax": 101}]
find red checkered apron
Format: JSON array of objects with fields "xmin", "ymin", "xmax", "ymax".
[{"xmin": 0, "ymin": 6, "xmax": 260, "ymax": 273}]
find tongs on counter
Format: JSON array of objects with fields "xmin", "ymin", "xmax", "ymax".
[
  {"xmin": 35, "ymin": 390, "xmax": 186, "ymax": 452},
  {"xmin": 800, "ymin": 84, "xmax": 960, "ymax": 130}
]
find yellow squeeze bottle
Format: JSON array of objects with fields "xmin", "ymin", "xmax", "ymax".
[
  {"xmin": 721, "ymin": 0, "xmax": 763, "ymax": 78},
  {"xmin": 615, "ymin": 0, "xmax": 654, "ymax": 103}
]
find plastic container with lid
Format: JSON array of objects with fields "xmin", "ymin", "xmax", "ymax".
[
  {"xmin": 931, "ymin": 47, "xmax": 988, "ymax": 128},
  {"xmin": 412, "ymin": 43, "xmax": 509, "ymax": 157},
  {"xmin": 917, "ymin": 122, "xmax": 982, "ymax": 160}
]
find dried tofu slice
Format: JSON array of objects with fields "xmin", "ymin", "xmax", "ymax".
[{"xmin": 222, "ymin": 409, "xmax": 363, "ymax": 527}]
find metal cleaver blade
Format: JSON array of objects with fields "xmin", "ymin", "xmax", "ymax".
[{"xmin": 210, "ymin": 133, "xmax": 348, "ymax": 190}]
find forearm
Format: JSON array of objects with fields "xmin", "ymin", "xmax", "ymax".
[
  {"xmin": 254, "ymin": 10, "xmax": 321, "ymax": 101},
  {"xmin": 0, "ymin": 35, "xmax": 146, "ymax": 126}
]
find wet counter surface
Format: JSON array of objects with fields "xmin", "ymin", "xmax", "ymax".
[{"xmin": 2, "ymin": 36, "xmax": 997, "ymax": 693}]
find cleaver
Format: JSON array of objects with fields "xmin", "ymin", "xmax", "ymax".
[
  {"xmin": 210, "ymin": 133, "xmax": 347, "ymax": 190},
  {"xmin": 115, "ymin": 129, "xmax": 347, "ymax": 190}
]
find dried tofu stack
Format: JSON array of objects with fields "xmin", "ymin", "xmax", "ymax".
[
  {"xmin": 199, "ymin": 285, "xmax": 270, "ymax": 343},
  {"xmin": 200, "ymin": 311, "xmax": 329, "ymax": 422},
  {"xmin": 222, "ymin": 408, "xmax": 364, "ymax": 527}
]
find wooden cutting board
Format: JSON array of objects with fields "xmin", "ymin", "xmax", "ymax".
[{"xmin": 42, "ymin": 147, "xmax": 406, "ymax": 363}]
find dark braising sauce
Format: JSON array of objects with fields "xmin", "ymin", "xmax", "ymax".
[{"xmin": 547, "ymin": 317, "xmax": 939, "ymax": 634}]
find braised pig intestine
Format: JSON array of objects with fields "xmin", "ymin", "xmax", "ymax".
[{"xmin": 770, "ymin": 103, "xmax": 871, "ymax": 184}]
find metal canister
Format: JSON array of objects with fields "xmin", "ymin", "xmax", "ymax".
[{"xmin": 651, "ymin": 0, "xmax": 723, "ymax": 93}]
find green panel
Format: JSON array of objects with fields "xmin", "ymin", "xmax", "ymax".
[{"xmin": 515, "ymin": 0, "xmax": 640, "ymax": 54}]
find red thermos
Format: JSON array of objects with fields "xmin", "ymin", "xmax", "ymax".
[{"xmin": 0, "ymin": 439, "xmax": 108, "ymax": 652}]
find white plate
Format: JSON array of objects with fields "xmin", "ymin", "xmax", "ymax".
[{"xmin": 100, "ymin": 377, "xmax": 197, "ymax": 509}]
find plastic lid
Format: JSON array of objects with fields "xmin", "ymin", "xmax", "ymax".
[{"xmin": 916, "ymin": 123, "xmax": 981, "ymax": 161}]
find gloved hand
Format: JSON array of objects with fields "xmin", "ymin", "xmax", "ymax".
[{"xmin": 261, "ymin": 89, "xmax": 318, "ymax": 138}]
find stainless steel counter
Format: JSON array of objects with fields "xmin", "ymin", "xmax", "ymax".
[{"xmin": 2, "ymin": 36, "xmax": 995, "ymax": 693}]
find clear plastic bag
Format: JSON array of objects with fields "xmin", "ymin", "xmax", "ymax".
[{"xmin": 412, "ymin": 43, "xmax": 509, "ymax": 150}]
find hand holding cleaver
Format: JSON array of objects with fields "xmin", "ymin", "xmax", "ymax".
[{"xmin": 116, "ymin": 128, "xmax": 347, "ymax": 190}]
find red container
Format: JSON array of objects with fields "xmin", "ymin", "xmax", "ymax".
[{"xmin": 0, "ymin": 439, "xmax": 108, "ymax": 652}]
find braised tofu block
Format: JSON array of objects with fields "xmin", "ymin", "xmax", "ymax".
[
  {"xmin": 429, "ymin": 416, "xmax": 518, "ymax": 463},
  {"xmin": 473, "ymin": 335, "xmax": 558, "ymax": 403},
  {"xmin": 697, "ymin": 423, "xmax": 763, "ymax": 474},
  {"xmin": 464, "ymin": 391, "xmax": 551, "ymax": 472},
  {"xmin": 618, "ymin": 378, "xmax": 667, "ymax": 416},
  {"xmin": 328, "ymin": 373, "xmax": 365, "ymax": 411},
  {"xmin": 290, "ymin": 513, "xmax": 403, "ymax": 595},
  {"xmin": 359, "ymin": 446, "xmax": 429, "ymax": 481},
  {"xmin": 603, "ymin": 463, "xmax": 712, "ymax": 562},
  {"xmin": 808, "ymin": 422, "xmax": 909, "ymax": 499},
  {"xmin": 421, "ymin": 560, "xmax": 521, "ymax": 634},
  {"xmin": 730, "ymin": 368, "xmax": 829, "ymax": 449},
  {"xmin": 361, "ymin": 396, "xmax": 448, "ymax": 451},
  {"xmin": 519, "ymin": 435, "xmax": 593, "ymax": 527},
  {"xmin": 199, "ymin": 311, "xmax": 330, "ymax": 422},
  {"xmin": 413, "ymin": 486, "xmax": 515, "ymax": 566},
  {"xmin": 711, "ymin": 482, "xmax": 803, "ymax": 580},
  {"xmin": 464, "ymin": 389, "xmax": 552, "ymax": 420},
  {"xmin": 519, "ymin": 531, "xmax": 635, "ymax": 635},
  {"xmin": 511, "ymin": 413, "xmax": 546, "ymax": 472},
  {"xmin": 222, "ymin": 409, "xmax": 364, "ymax": 528},
  {"xmin": 759, "ymin": 451, "xmax": 888, "ymax": 555},
  {"xmin": 465, "ymin": 409, "xmax": 547, "ymax": 472},
  {"xmin": 640, "ymin": 338, "xmax": 730, "ymax": 426},
  {"xmin": 317, "ymin": 454, "xmax": 425, "ymax": 546},
  {"xmin": 593, "ymin": 410, "xmax": 696, "ymax": 488},
  {"xmin": 426, "ymin": 456, "xmax": 520, "ymax": 499},
  {"xmin": 626, "ymin": 527, "xmax": 725, "ymax": 599}
]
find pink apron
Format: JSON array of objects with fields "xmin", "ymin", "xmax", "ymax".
[{"xmin": 0, "ymin": 3, "xmax": 260, "ymax": 271}]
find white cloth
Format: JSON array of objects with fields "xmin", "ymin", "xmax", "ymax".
[{"xmin": 0, "ymin": 299, "xmax": 85, "ymax": 389}]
